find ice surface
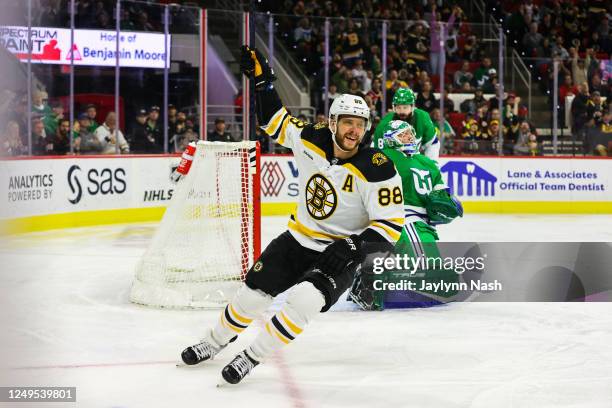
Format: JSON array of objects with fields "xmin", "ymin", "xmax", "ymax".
[{"xmin": 0, "ymin": 214, "xmax": 611, "ymax": 408}]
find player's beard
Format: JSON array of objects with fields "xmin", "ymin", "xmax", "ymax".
[
  {"xmin": 336, "ymin": 129, "xmax": 361, "ymax": 152},
  {"xmin": 393, "ymin": 112, "xmax": 412, "ymax": 122}
]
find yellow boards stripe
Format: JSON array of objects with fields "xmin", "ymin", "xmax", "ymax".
[{"xmin": 342, "ymin": 163, "xmax": 367, "ymax": 181}]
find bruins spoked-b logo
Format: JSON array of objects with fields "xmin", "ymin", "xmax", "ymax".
[{"xmin": 305, "ymin": 174, "xmax": 337, "ymax": 220}]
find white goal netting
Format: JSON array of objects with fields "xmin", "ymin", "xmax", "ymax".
[{"xmin": 130, "ymin": 141, "xmax": 260, "ymax": 308}]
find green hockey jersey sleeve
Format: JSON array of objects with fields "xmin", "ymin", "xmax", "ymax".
[{"xmin": 413, "ymin": 109, "xmax": 440, "ymax": 162}]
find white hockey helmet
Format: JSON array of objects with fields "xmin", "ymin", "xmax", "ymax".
[{"xmin": 328, "ymin": 94, "xmax": 372, "ymax": 134}]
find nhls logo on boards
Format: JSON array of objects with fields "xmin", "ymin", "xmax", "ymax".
[
  {"xmin": 67, "ymin": 165, "xmax": 127, "ymax": 204},
  {"xmin": 440, "ymin": 161, "xmax": 497, "ymax": 197}
]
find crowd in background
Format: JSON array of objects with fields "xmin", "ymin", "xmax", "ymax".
[
  {"xmin": 491, "ymin": 0, "xmax": 611, "ymax": 154},
  {"xmin": 27, "ymin": 0, "xmax": 198, "ymax": 33},
  {"xmin": 0, "ymin": 88, "xmax": 225, "ymax": 156},
  {"xmin": 1, "ymin": 0, "xmax": 611, "ymax": 157},
  {"xmin": 263, "ymin": 0, "xmax": 546, "ymax": 155}
]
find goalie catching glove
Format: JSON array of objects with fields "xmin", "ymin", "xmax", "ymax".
[
  {"xmin": 424, "ymin": 189, "xmax": 463, "ymax": 225},
  {"xmin": 315, "ymin": 235, "xmax": 364, "ymax": 274},
  {"xmin": 240, "ymin": 45, "xmax": 276, "ymax": 89}
]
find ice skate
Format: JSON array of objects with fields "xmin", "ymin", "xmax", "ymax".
[{"xmin": 220, "ymin": 350, "xmax": 260, "ymax": 384}]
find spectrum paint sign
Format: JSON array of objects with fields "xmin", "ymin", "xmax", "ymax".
[{"xmin": 0, "ymin": 26, "xmax": 170, "ymax": 69}]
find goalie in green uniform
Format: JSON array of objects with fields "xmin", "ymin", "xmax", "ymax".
[
  {"xmin": 351, "ymin": 120, "xmax": 463, "ymax": 310},
  {"xmin": 371, "ymin": 88, "xmax": 441, "ymax": 162}
]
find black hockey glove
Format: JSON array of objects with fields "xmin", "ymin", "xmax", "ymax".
[
  {"xmin": 316, "ymin": 235, "xmax": 363, "ymax": 274},
  {"xmin": 239, "ymin": 45, "xmax": 276, "ymax": 89}
]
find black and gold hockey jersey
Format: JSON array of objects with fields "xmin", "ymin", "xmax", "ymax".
[{"xmin": 260, "ymin": 105, "xmax": 404, "ymax": 251}]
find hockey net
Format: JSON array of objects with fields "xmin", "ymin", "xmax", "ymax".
[{"xmin": 130, "ymin": 141, "xmax": 260, "ymax": 308}]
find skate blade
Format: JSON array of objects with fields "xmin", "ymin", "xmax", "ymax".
[{"xmin": 216, "ymin": 376, "xmax": 230, "ymax": 388}]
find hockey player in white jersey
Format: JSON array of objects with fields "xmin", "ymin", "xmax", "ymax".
[{"xmin": 180, "ymin": 46, "xmax": 405, "ymax": 384}]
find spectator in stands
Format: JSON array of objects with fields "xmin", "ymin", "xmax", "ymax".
[
  {"xmin": 135, "ymin": 11, "xmax": 154, "ymax": 32},
  {"xmin": 539, "ymin": 13, "xmax": 555, "ymax": 39},
  {"xmin": 522, "ymin": 22, "xmax": 544, "ymax": 57},
  {"xmin": 589, "ymin": 73, "xmax": 609, "ymax": 99},
  {"xmin": 324, "ymin": 83, "xmax": 340, "ymax": 106},
  {"xmin": 482, "ymin": 119, "xmax": 503, "ymax": 155},
  {"xmin": 587, "ymin": 91, "xmax": 608, "ymax": 126},
  {"xmin": 51, "ymin": 119, "xmax": 71, "ymax": 155},
  {"xmin": 332, "ymin": 66, "xmax": 351, "ymax": 93},
  {"xmin": 1, "ymin": 120, "xmax": 27, "ymax": 156},
  {"xmin": 461, "ymin": 118, "xmax": 482, "ymax": 154},
  {"xmin": 502, "ymin": 93, "xmax": 522, "ymax": 126},
  {"xmin": 141, "ymin": 106, "xmax": 162, "ymax": 152},
  {"xmin": 31, "ymin": 118, "xmax": 51, "ymax": 155},
  {"xmin": 348, "ymin": 78, "xmax": 365, "ymax": 98},
  {"xmin": 43, "ymin": 100, "xmax": 64, "ymax": 136},
  {"xmin": 429, "ymin": 5, "xmax": 458, "ymax": 75},
  {"xmin": 386, "ymin": 69, "xmax": 408, "ymax": 90},
  {"xmin": 416, "ymin": 80, "xmax": 437, "ymax": 113},
  {"xmin": 85, "ymin": 104, "xmax": 99, "ymax": 132},
  {"xmin": 473, "ymin": 57, "xmax": 494, "ymax": 88},
  {"xmin": 95, "ymin": 112, "xmax": 129, "ymax": 154},
  {"xmin": 315, "ymin": 113, "xmax": 327, "ymax": 124},
  {"xmin": 585, "ymin": 110, "xmax": 612, "ymax": 156},
  {"xmin": 570, "ymin": 48, "xmax": 590, "ymax": 87},
  {"xmin": 171, "ymin": 110, "xmax": 188, "ymax": 146},
  {"xmin": 551, "ymin": 36, "xmax": 570, "ymax": 60},
  {"xmin": 294, "ymin": 17, "xmax": 312, "ymax": 43},
  {"xmin": 406, "ymin": 21, "xmax": 430, "ymax": 72},
  {"xmin": 454, "ymin": 60, "xmax": 474, "ymax": 91},
  {"xmin": 362, "ymin": 70, "xmax": 374, "ymax": 94},
  {"xmin": 559, "ymin": 74, "xmax": 578, "ymax": 105},
  {"xmin": 431, "ymin": 108, "xmax": 455, "ymax": 154},
  {"xmin": 412, "ymin": 70, "xmax": 430, "ymax": 94},
  {"xmin": 95, "ymin": 10, "xmax": 111, "ymax": 29},
  {"xmin": 481, "ymin": 69, "xmax": 498, "ymax": 93},
  {"xmin": 513, "ymin": 120, "xmax": 539, "ymax": 156},
  {"xmin": 571, "ymin": 82, "xmax": 591, "ymax": 132},
  {"xmin": 488, "ymin": 108, "xmax": 502, "ymax": 123},
  {"xmin": 31, "ymin": 91, "xmax": 51, "ymax": 118},
  {"xmin": 366, "ymin": 78, "xmax": 383, "ymax": 117},
  {"xmin": 208, "ymin": 118, "xmax": 234, "ymax": 142},
  {"xmin": 120, "ymin": 7, "xmax": 136, "ymax": 31},
  {"xmin": 129, "ymin": 109, "xmax": 156, "ymax": 153},
  {"xmin": 460, "ymin": 88, "xmax": 486, "ymax": 116},
  {"xmin": 341, "ymin": 19, "xmax": 365, "ymax": 66},
  {"xmin": 351, "ymin": 59, "xmax": 368, "ymax": 89},
  {"xmin": 167, "ymin": 104, "xmax": 178, "ymax": 136},
  {"xmin": 74, "ymin": 113, "xmax": 102, "ymax": 155}
]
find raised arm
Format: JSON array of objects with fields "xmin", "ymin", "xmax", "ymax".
[{"xmin": 240, "ymin": 46, "xmax": 306, "ymax": 148}]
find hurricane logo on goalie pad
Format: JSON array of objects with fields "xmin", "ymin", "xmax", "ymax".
[{"xmin": 305, "ymin": 174, "xmax": 337, "ymax": 220}]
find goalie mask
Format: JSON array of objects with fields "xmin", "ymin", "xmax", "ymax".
[
  {"xmin": 382, "ymin": 120, "xmax": 418, "ymax": 154},
  {"xmin": 328, "ymin": 94, "xmax": 371, "ymax": 151}
]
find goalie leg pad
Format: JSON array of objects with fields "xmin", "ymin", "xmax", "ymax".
[
  {"xmin": 248, "ymin": 282, "xmax": 324, "ymax": 360},
  {"xmin": 212, "ymin": 284, "xmax": 273, "ymax": 345}
]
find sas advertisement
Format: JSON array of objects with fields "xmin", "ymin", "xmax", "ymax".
[{"xmin": 0, "ymin": 155, "xmax": 610, "ymax": 233}]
